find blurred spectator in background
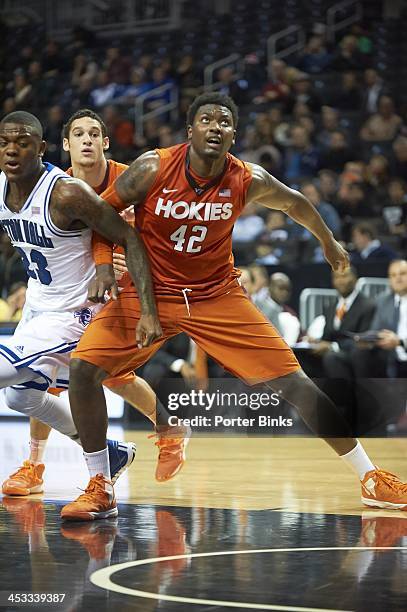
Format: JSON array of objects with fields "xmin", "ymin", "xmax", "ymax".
[
  {"xmin": 42, "ymin": 40, "xmax": 65, "ymax": 77},
  {"xmin": 0, "ymin": 282, "xmax": 26, "ymax": 322},
  {"xmin": 353, "ymin": 259, "xmax": 407, "ymax": 378},
  {"xmin": 333, "ymin": 71, "xmax": 362, "ymax": 111},
  {"xmin": 114, "ymin": 67, "xmax": 152, "ymax": 105},
  {"xmin": 332, "ymin": 34, "xmax": 367, "ymax": 72},
  {"xmin": 297, "ymin": 35, "xmax": 332, "ymax": 74},
  {"xmin": 284, "ymin": 124, "xmax": 320, "ymax": 183},
  {"xmin": 338, "ymin": 182, "xmax": 373, "ymax": 219},
  {"xmin": 382, "ymin": 178, "xmax": 407, "ymax": 238},
  {"xmin": 305, "ymin": 267, "xmax": 375, "ymax": 379},
  {"xmin": 350, "ymin": 222, "xmax": 398, "ymax": 264},
  {"xmin": 363, "ymin": 68, "xmax": 386, "ymax": 115},
  {"xmin": 254, "ymin": 59, "xmax": 290, "ymax": 106},
  {"xmin": 102, "ymin": 105, "xmax": 134, "ymax": 159},
  {"xmin": 44, "ymin": 105, "xmax": 64, "ymax": 166},
  {"xmin": 240, "ymin": 267, "xmax": 283, "ymax": 333},
  {"xmin": 287, "ymin": 72, "xmax": 321, "ymax": 113},
  {"xmin": 256, "ymin": 210, "xmax": 291, "ymax": 265},
  {"xmin": 90, "ymin": 70, "xmax": 122, "ymax": 107},
  {"xmin": 232, "ymin": 203, "xmax": 265, "ymax": 264},
  {"xmin": 320, "ymin": 131, "xmax": 354, "ymax": 173},
  {"xmin": 0, "ymin": 233, "xmax": 26, "ymax": 296},
  {"xmin": 316, "ymin": 106, "xmax": 342, "ymax": 150},
  {"xmin": 300, "ymin": 180, "xmax": 341, "ymax": 237},
  {"xmin": 11, "ymin": 70, "xmax": 33, "ymax": 109},
  {"xmin": 269, "ymin": 272, "xmax": 301, "ymax": 345},
  {"xmin": 318, "ymin": 169, "xmax": 339, "ymax": 206},
  {"xmin": 360, "ymin": 95, "xmax": 402, "ymax": 142},
  {"xmin": 392, "ymin": 135, "xmax": 407, "ymax": 177},
  {"xmin": 247, "ymin": 264, "xmax": 272, "ymax": 302},
  {"xmin": 217, "ymin": 66, "xmax": 249, "ymax": 105},
  {"xmin": 175, "ymin": 54, "xmax": 201, "ymax": 95},
  {"xmin": 104, "ymin": 46, "xmax": 132, "ymax": 84},
  {"xmin": 71, "ymin": 53, "xmax": 98, "ymax": 89},
  {"xmin": 145, "ymin": 65, "xmax": 176, "ymax": 111}
]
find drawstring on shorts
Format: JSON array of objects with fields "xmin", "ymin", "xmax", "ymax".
[{"xmin": 181, "ymin": 288, "xmax": 192, "ymax": 317}]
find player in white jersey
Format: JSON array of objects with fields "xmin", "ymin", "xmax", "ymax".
[
  {"xmin": 0, "ymin": 111, "xmax": 161, "ymax": 512},
  {"xmin": 2, "ymin": 109, "xmax": 189, "ymax": 497}
]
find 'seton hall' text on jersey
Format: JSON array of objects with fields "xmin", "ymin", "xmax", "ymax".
[{"xmin": 0, "ymin": 218, "xmax": 54, "ymax": 249}]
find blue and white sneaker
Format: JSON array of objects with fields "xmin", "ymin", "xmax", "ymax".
[{"xmin": 107, "ymin": 439, "xmax": 136, "ymax": 485}]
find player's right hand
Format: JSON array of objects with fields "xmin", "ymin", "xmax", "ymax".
[
  {"xmin": 136, "ymin": 314, "xmax": 163, "ymax": 348},
  {"xmin": 88, "ymin": 264, "xmax": 119, "ymax": 302},
  {"xmin": 322, "ymin": 238, "xmax": 350, "ymax": 272}
]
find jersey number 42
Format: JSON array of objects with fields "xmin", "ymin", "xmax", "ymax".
[{"xmin": 170, "ymin": 225, "xmax": 208, "ymax": 253}]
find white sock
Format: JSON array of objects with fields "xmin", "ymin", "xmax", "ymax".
[
  {"xmin": 341, "ymin": 441, "xmax": 375, "ymax": 480},
  {"xmin": 83, "ymin": 447, "xmax": 110, "ymax": 480},
  {"xmin": 29, "ymin": 438, "xmax": 47, "ymax": 465}
]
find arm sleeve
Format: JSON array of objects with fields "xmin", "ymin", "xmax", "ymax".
[{"xmin": 92, "ymin": 180, "xmax": 130, "ymax": 266}]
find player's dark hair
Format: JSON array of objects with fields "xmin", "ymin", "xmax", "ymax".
[
  {"xmin": 63, "ymin": 109, "xmax": 107, "ymax": 139},
  {"xmin": 186, "ymin": 92, "xmax": 238, "ymax": 127},
  {"xmin": 0, "ymin": 111, "xmax": 43, "ymax": 138}
]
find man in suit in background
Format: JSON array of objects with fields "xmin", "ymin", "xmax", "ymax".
[
  {"xmin": 350, "ymin": 222, "xmax": 398, "ymax": 265},
  {"xmin": 305, "ymin": 266, "xmax": 376, "ymax": 379},
  {"xmin": 352, "ymin": 259, "xmax": 407, "ymax": 434},
  {"xmin": 354, "ymin": 259, "xmax": 407, "ymax": 378}
]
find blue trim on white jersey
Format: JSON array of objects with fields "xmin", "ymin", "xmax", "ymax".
[
  {"xmin": 2, "ymin": 164, "xmax": 51, "ymax": 214},
  {"xmin": 0, "ymin": 340, "xmax": 78, "ymax": 369},
  {"xmin": 11, "ymin": 380, "xmax": 50, "ymax": 391},
  {"xmin": 0, "ymin": 344, "xmax": 21, "ymax": 363},
  {"xmin": 44, "ymin": 174, "xmax": 83, "ymax": 238}
]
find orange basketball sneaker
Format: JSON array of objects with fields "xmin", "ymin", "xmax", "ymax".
[
  {"xmin": 361, "ymin": 468, "xmax": 407, "ymax": 511},
  {"xmin": 2, "ymin": 461, "xmax": 45, "ymax": 496},
  {"xmin": 151, "ymin": 424, "xmax": 191, "ymax": 482},
  {"xmin": 60, "ymin": 474, "xmax": 118, "ymax": 521}
]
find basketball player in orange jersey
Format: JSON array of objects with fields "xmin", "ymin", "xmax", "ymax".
[
  {"xmin": 62, "ymin": 92, "xmax": 407, "ymax": 521},
  {"xmin": 2, "ymin": 109, "xmax": 188, "ymax": 498}
]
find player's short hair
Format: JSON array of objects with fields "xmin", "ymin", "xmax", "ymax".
[
  {"xmin": 0, "ymin": 111, "xmax": 43, "ymax": 138},
  {"xmin": 187, "ymin": 93, "xmax": 238, "ymax": 127},
  {"xmin": 63, "ymin": 109, "xmax": 107, "ymax": 139}
]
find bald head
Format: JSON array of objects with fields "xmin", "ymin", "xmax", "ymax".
[
  {"xmin": 0, "ymin": 111, "xmax": 43, "ymax": 139},
  {"xmin": 269, "ymin": 273, "xmax": 292, "ymax": 305}
]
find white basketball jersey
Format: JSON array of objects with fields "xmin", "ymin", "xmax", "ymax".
[{"xmin": 0, "ymin": 162, "xmax": 95, "ymax": 311}]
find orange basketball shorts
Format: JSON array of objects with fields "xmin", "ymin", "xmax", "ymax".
[{"xmin": 72, "ymin": 282, "xmax": 300, "ymax": 385}]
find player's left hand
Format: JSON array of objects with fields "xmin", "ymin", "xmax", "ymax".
[
  {"xmin": 136, "ymin": 314, "xmax": 163, "ymax": 348},
  {"xmin": 88, "ymin": 264, "xmax": 118, "ymax": 302},
  {"xmin": 322, "ymin": 238, "xmax": 350, "ymax": 272}
]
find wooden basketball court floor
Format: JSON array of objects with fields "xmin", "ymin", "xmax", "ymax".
[{"xmin": 1, "ymin": 421, "xmax": 406, "ymax": 611}]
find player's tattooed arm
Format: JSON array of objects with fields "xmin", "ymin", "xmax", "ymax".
[
  {"xmin": 51, "ymin": 179, "xmax": 162, "ymax": 346},
  {"xmin": 114, "ymin": 150, "xmax": 160, "ymax": 206},
  {"xmin": 246, "ymin": 163, "xmax": 349, "ymax": 272}
]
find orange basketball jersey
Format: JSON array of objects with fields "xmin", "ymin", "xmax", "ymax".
[
  {"xmin": 66, "ymin": 159, "xmax": 128, "ymax": 194},
  {"xmin": 66, "ymin": 159, "xmax": 130, "ymax": 261},
  {"xmin": 133, "ymin": 143, "xmax": 252, "ymax": 300}
]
